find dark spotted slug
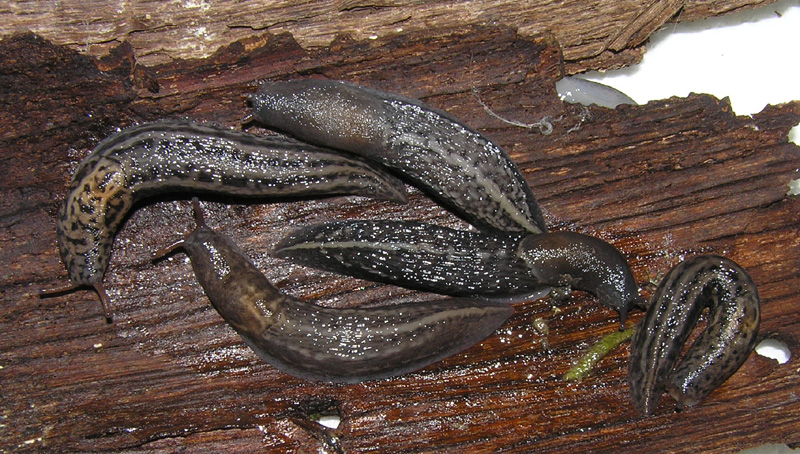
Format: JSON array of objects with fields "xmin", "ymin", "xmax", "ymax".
[
  {"xmin": 628, "ymin": 255, "xmax": 761, "ymax": 415},
  {"xmin": 247, "ymin": 79, "xmax": 548, "ymax": 234},
  {"xmin": 45, "ymin": 120, "xmax": 408, "ymax": 321},
  {"xmin": 155, "ymin": 200, "xmax": 514, "ymax": 383},
  {"xmin": 273, "ymin": 220, "xmax": 639, "ymax": 326}
]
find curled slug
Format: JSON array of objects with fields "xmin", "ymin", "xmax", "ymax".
[
  {"xmin": 274, "ymin": 220, "xmax": 639, "ymax": 326},
  {"xmin": 45, "ymin": 120, "xmax": 408, "ymax": 321},
  {"xmin": 247, "ymin": 79, "xmax": 547, "ymax": 234},
  {"xmin": 628, "ymin": 255, "xmax": 760, "ymax": 415},
  {"xmin": 155, "ymin": 200, "xmax": 514, "ymax": 383}
]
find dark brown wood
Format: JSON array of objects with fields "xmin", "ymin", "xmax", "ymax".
[{"xmin": 1, "ymin": 28, "xmax": 798, "ymax": 453}]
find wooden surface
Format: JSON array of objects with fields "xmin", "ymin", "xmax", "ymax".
[
  {"xmin": 1, "ymin": 24, "xmax": 799, "ymax": 454},
  {"xmin": 0, "ymin": 0, "xmax": 779, "ymax": 71}
]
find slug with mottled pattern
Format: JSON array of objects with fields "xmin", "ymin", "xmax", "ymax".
[
  {"xmin": 44, "ymin": 120, "xmax": 408, "ymax": 321},
  {"xmin": 154, "ymin": 200, "xmax": 514, "ymax": 383},
  {"xmin": 628, "ymin": 255, "xmax": 760, "ymax": 415}
]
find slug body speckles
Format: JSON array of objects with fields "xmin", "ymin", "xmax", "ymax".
[
  {"xmin": 274, "ymin": 219, "xmax": 537, "ymax": 299},
  {"xmin": 54, "ymin": 120, "xmax": 408, "ymax": 319},
  {"xmin": 274, "ymin": 220, "xmax": 638, "ymax": 325},
  {"xmin": 248, "ymin": 79, "xmax": 547, "ymax": 234},
  {"xmin": 628, "ymin": 255, "xmax": 760, "ymax": 415},
  {"xmin": 158, "ymin": 201, "xmax": 513, "ymax": 383}
]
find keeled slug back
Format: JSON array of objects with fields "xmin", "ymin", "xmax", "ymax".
[
  {"xmin": 275, "ymin": 220, "xmax": 639, "ymax": 326},
  {"xmin": 248, "ymin": 79, "xmax": 548, "ymax": 234},
  {"xmin": 273, "ymin": 219, "xmax": 538, "ymax": 298}
]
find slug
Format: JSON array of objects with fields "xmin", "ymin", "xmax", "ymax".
[
  {"xmin": 273, "ymin": 220, "xmax": 639, "ymax": 326},
  {"xmin": 628, "ymin": 255, "xmax": 761, "ymax": 415},
  {"xmin": 517, "ymin": 231, "xmax": 641, "ymax": 327},
  {"xmin": 155, "ymin": 199, "xmax": 514, "ymax": 383},
  {"xmin": 247, "ymin": 79, "xmax": 547, "ymax": 234},
  {"xmin": 555, "ymin": 76, "xmax": 636, "ymax": 108},
  {"xmin": 45, "ymin": 120, "xmax": 408, "ymax": 321}
]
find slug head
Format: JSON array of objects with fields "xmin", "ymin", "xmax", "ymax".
[
  {"xmin": 248, "ymin": 79, "xmax": 387, "ymax": 153},
  {"xmin": 518, "ymin": 231, "xmax": 640, "ymax": 328},
  {"xmin": 154, "ymin": 199, "xmax": 283, "ymax": 337},
  {"xmin": 43, "ymin": 159, "xmax": 132, "ymax": 323}
]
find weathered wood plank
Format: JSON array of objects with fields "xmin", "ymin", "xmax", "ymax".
[
  {"xmin": 0, "ymin": 27, "xmax": 798, "ymax": 453},
  {"xmin": 0, "ymin": 0, "xmax": 780, "ymax": 71}
]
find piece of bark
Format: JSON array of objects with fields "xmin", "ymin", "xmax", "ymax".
[
  {"xmin": 1, "ymin": 28, "xmax": 798, "ymax": 453},
  {"xmin": 0, "ymin": 0, "xmax": 781, "ymax": 72}
]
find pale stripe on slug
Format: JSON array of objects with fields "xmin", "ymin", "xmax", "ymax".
[
  {"xmin": 46, "ymin": 120, "xmax": 408, "ymax": 321},
  {"xmin": 155, "ymin": 200, "xmax": 513, "ymax": 383},
  {"xmin": 248, "ymin": 79, "xmax": 548, "ymax": 234},
  {"xmin": 274, "ymin": 219, "xmax": 536, "ymax": 298},
  {"xmin": 274, "ymin": 220, "xmax": 639, "ymax": 326},
  {"xmin": 628, "ymin": 255, "xmax": 760, "ymax": 415}
]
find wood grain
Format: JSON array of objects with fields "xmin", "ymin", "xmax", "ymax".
[
  {"xmin": 1, "ymin": 27, "xmax": 798, "ymax": 453},
  {"xmin": 0, "ymin": 0, "xmax": 780, "ymax": 71}
]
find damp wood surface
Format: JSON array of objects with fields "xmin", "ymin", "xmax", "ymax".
[
  {"xmin": 1, "ymin": 26, "xmax": 799, "ymax": 454},
  {"xmin": 0, "ymin": 0, "xmax": 781, "ymax": 72}
]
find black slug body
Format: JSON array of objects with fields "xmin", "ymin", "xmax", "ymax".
[
  {"xmin": 274, "ymin": 219, "xmax": 538, "ymax": 298},
  {"xmin": 628, "ymin": 255, "xmax": 760, "ymax": 415},
  {"xmin": 51, "ymin": 120, "xmax": 407, "ymax": 319},
  {"xmin": 248, "ymin": 79, "xmax": 547, "ymax": 234},
  {"xmin": 274, "ymin": 220, "xmax": 638, "ymax": 325},
  {"xmin": 157, "ymin": 201, "xmax": 513, "ymax": 383},
  {"xmin": 517, "ymin": 231, "xmax": 640, "ymax": 327}
]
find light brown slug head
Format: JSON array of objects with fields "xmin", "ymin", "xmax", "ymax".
[
  {"xmin": 41, "ymin": 158, "xmax": 133, "ymax": 323},
  {"xmin": 153, "ymin": 198, "xmax": 283, "ymax": 337}
]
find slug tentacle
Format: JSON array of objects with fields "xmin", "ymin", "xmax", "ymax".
[
  {"xmin": 248, "ymin": 79, "xmax": 547, "ymax": 234},
  {"xmin": 628, "ymin": 255, "xmax": 760, "ymax": 415},
  {"xmin": 158, "ymin": 200, "xmax": 514, "ymax": 383},
  {"xmin": 274, "ymin": 220, "xmax": 639, "ymax": 326},
  {"xmin": 50, "ymin": 120, "xmax": 408, "ymax": 320},
  {"xmin": 39, "ymin": 281, "xmax": 113, "ymax": 322}
]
